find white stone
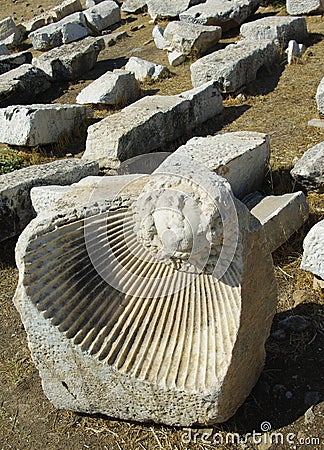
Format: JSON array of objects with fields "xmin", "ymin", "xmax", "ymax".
[
  {"xmin": 168, "ymin": 50, "xmax": 186, "ymax": 66},
  {"xmin": 0, "ymin": 50, "xmax": 32, "ymax": 75},
  {"xmin": 152, "ymin": 25, "xmax": 171, "ymax": 50},
  {"xmin": 76, "ymin": 69, "xmax": 141, "ymax": 105},
  {"xmin": 301, "ymin": 220, "xmax": 324, "ymax": 279},
  {"xmin": 121, "ymin": 0, "xmax": 147, "ymax": 13},
  {"xmin": 0, "ymin": 17, "xmax": 22, "ymax": 48},
  {"xmin": 147, "ymin": 0, "xmax": 205, "ymax": 19},
  {"xmin": 81, "ymin": 0, "xmax": 106, "ymax": 8},
  {"xmin": 32, "ymin": 37, "xmax": 104, "ymax": 80},
  {"xmin": 180, "ymin": 0, "xmax": 260, "ymax": 31},
  {"xmin": 0, "ymin": 44, "xmax": 9, "ymax": 55},
  {"xmin": 240, "ymin": 16, "xmax": 308, "ymax": 47},
  {"xmin": 174, "ymin": 131, "xmax": 270, "ymax": 199},
  {"xmin": 286, "ymin": 0, "xmax": 324, "ymax": 15},
  {"xmin": 0, "ymin": 104, "xmax": 93, "ymax": 146},
  {"xmin": 13, "ymin": 160, "xmax": 277, "ymax": 425},
  {"xmin": 0, "ymin": 64, "xmax": 51, "ymax": 107},
  {"xmin": 316, "ymin": 77, "xmax": 324, "ymax": 116},
  {"xmin": 0, "ymin": 159, "xmax": 98, "ymax": 241},
  {"xmin": 29, "ymin": 12, "xmax": 92, "ymax": 51},
  {"xmin": 190, "ymin": 38, "xmax": 279, "ymax": 92},
  {"xmin": 52, "ymin": 0, "xmax": 83, "ymax": 21},
  {"xmin": 246, "ymin": 192, "xmax": 309, "ymax": 252},
  {"xmin": 83, "ymin": 1, "xmax": 121, "ymax": 32},
  {"xmin": 83, "ymin": 81, "xmax": 223, "ymax": 168},
  {"xmin": 290, "ymin": 141, "xmax": 324, "ymax": 192},
  {"xmin": 125, "ymin": 56, "xmax": 170, "ymax": 81},
  {"xmin": 31, "ymin": 185, "xmax": 71, "ymax": 215},
  {"xmin": 164, "ymin": 21, "xmax": 222, "ymax": 56},
  {"xmin": 285, "ymin": 40, "xmax": 306, "ymax": 64}
]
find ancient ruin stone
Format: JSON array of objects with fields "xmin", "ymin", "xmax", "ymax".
[
  {"xmin": 173, "ymin": 131, "xmax": 270, "ymax": 198},
  {"xmin": 285, "ymin": 40, "xmax": 306, "ymax": 64},
  {"xmin": 316, "ymin": 77, "xmax": 324, "ymax": 116},
  {"xmin": 13, "ymin": 155, "xmax": 277, "ymax": 425},
  {"xmin": 125, "ymin": 56, "xmax": 170, "ymax": 81},
  {"xmin": 29, "ymin": 12, "xmax": 92, "ymax": 50},
  {"xmin": 164, "ymin": 21, "xmax": 222, "ymax": 56},
  {"xmin": 190, "ymin": 39, "xmax": 279, "ymax": 92},
  {"xmin": 0, "ymin": 44, "xmax": 9, "ymax": 55},
  {"xmin": 290, "ymin": 141, "xmax": 324, "ymax": 192},
  {"xmin": 0, "ymin": 159, "xmax": 98, "ymax": 241},
  {"xmin": 0, "ymin": 17, "xmax": 22, "ymax": 48},
  {"xmin": 0, "ymin": 64, "xmax": 52, "ymax": 107},
  {"xmin": 179, "ymin": 0, "xmax": 260, "ymax": 31},
  {"xmin": 83, "ymin": 1, "xmax": 121, "ymax": 32},
  {"xmin": 0, "ymin": 51, "xmax": 32, "ymax": 75},
  {"xmin": 76, "ymin": 69, "xmax": 141, "ymax": 106},
  {"xmin": 147, "ymin": 0, "xmax": 205, "ymax": 20},
  {"xmin": 286, "ymin": 0, "xmax": 324, "ymax": 15},
  {"xmin": 301, "ymin": 220, "xmax": 324, "ymax": 279},
  {"xmin": 83, "ymin": 81, "xmax": 223, "ymax": 168},
  {"xmin": 0, "ymin": 104, "xmax": 93, "ymax": 146},
  {"xmin": 152, "ymin": 25, "xmax": 171, "ymax": 50},
  {"xmin": 240, "ymin": 16, "xmax": 308, "ymax": 47},
  {"xmin": 168, "ymin": 50, "xmax": 186, "ymax": 66},
  {"xmin": 121, "ymin": 0, "xmax": 147, "ymax": 13},
  {"xmin": 32, "ymin": 37, "xmax": 104, "ymax": 80}
]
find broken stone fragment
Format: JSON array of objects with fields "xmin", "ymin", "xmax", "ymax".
[
  {"xmin": 121, "ymin": 0, "xmax": 147, "ymax": 13},
  {"xmin": 0, "ymin": 50, "xmax": 32, "ymax": 75},
  {"xmin": 290, "ymin": 141, "xmax": 324, "ymax": 192},
  {"xmin": 286, "ymin": 0, "xmax": 324, "ymax": 15},
  {"xmin": 167, "ymin": 50, "xmax": 186, "ymax": 66},
  {"xmin": 316, "ymin": 77, "xmax": 324, "ymax": 116},
  {"xmin": 0, "ymin": 159, "xmax": 98, "ymax": 241},
  {"xmin": 301, "ymin": 219, "xmax": 324, "ymax": 279},
  {"xmin": 76, "ymin": 69, "xmax": 141, "ymax": 106},
  {"xmin": 0, "ymin": 17, "xmax": 22, "ymax": 48},
  {"xmin": 285, "ymin": 40, "xmax": 306, "ymax": 65},
  {"xmin": 125, "ymin": 56, "xmax": 170, "ymax": 81},
  {"xmin": 147, "ymin": 0, "xmax": 205, "ymax": 20},
  {"xmin": 0, "ymin": 104, "xmax": 93, "ymax": 146},
  {"xmin": 0, "ymin": 44, "xmax": 9, "ymax": 55},
  {"xmin": 152, "ymin": 25, "xmax": 171, "ymax": 50},
  {"xmin": 83, "ymin": 1, "xmax": 121, "ymax": 32}
]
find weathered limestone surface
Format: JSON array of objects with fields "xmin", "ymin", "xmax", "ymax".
[
  {"xmin": 52, "ymin": 0, "xmax": 83, "ymax": 20},
  {"xmin": 13, "ymin": 157, "xmax": 277, "ymax": 425},
  {"xmin": 246, "ymin": 191, "xmax": 309, "ymax": 252},
  {"xmin": 168, "ymin": 50, "xmax": 186, "ymax": 66},
  {"xmin": 286, "ymin": 0, "xmax": 324, "ymax": 15},
  {"xmin": 32, "ymin": 37, "xmax": 104, "ymax": 80},
  {"xmin": 190, "ymin": 38, "xmax": 279, "ymax": 92},
  {"xmin": 173, "ymin": 131, "xmax": 270, "ymax": 198},
  {"xmin": 84, "ymin": 1, "xmax": 121, "ymax": 32},
  {"xmin": 0, "ymin": 17, "xmax": 22, "ymax": 48},
  {"xmin": 0, "ymin": 104, "xmax": 93, "ymax": 146},
  {"xmin": 285, "ymin": 39, "xmax": 306, "ymax": 64},
  {"xmin": 29, "ymin": 12, "xmax": 92, "ymax": 51},
  {"xmin": 152, "ymin": 25, "xmax": 171, "ymax": 50},
  {"xmin": 0, "ymin": 64, "xmax": 52, "ymax": 107},
  {"xmin": 180, "ymin": 0, "xmax": 260, "ymax": 31},
  {"xmin": 83, "ymin": 81, "xmax": 223, "ymax": 168},
  {"xmin": 290, "ymin": 141, "xmax": 324, "ymax": 192},
  {"xmin": 125, "ymin": 56, "xmax": 170, "ymax": 81},
  {"xmin": 147, "ymin": 0, "xmax": 205, "ymax": 19},
  {"xmin": 316, "ymin": 77, "xmax": 324, "ymax": 116},
  {"xmin": 240, "ymin": 16, "xmax": 308, "ymax": 47},
  {"xmin": 0, "ymin": 159, "xmax": 99, "ymax": 241},
  {"xmin": 301, "ymin": 220, "xmax": 324, "ymax": 279},
  {"xmin": 76, "ymin": 69, "xmax": 141, "ymax": 105},
  {"xmin": 164, "ymin": 21, "xmax": 222, "ymax": 55},
  {"xmin": 31, "ymin": 185, "xmax": 71, "ymax": 215},
  {"xmin": 121, "ymin": 0, "xmax": 147, "ymax": 13},
  {"xmin": 0, "ymin": 51, "xmax": 32, "ymax": 75}
]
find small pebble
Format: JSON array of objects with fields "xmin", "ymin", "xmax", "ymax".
[{"xmin": 304, "ymin": 406, "xmax": 315, "ymax": 424}]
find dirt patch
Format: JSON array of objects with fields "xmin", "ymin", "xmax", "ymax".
[{"xmin": 0, "ymin": 2, "xmax": 323, "ymax": 449}]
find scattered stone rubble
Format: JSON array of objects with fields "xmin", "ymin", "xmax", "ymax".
[
  {"xmin": 125, "ymin": 56, "xmax": 170, "ymax": 81},
  {"xmin": 0, "ymin": 104, "xmax": 93, "ymax": 146},
  {"xmin": 290, "ymin": 141, "xmax": 324, "ymax": 192}
]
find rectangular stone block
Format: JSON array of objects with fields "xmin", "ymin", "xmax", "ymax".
[
  {"xmin": 173, "ymin": 131, "xmax": 270, "ymax": 198},
  {"xmin": 0, "ymin": 17, "xmax": 22, "ymax": 48},
  {"xmin": 147, "ymin": 0, "xmax": 205, "ymax": 20},
  {"xmin": 83, "ymin": 1, "xmax": 121, "ymax": 32},
  {"xmin": 0, "ymin": 104, "xmax": 93, "ymax": 146},
  {"xmin": 0, "ymin": 64, "xmax": 52, "ymax": 107},
  {"xmin": 286, "ymin": 0, "xmax": 324, "ymax": 15},
  {"xmin": 83, "ymin": 81, "xmax": 223, "ymax": 168},
  {"xmin": 0, "ymin": 159, "xmax": 99, "ymax": 241},
  {"xmin": 190, "ymin": 38, "xmax": 279, "ymax": 92}
]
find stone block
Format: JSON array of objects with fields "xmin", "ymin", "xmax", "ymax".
[
  {"xmin": 31, "ymin": 185, "xmax": 71, "ymax": 215},
  {"xmin": 0, "ymin": 50, "xmax": 32, "ymax": 75},
  {"xmin": 190, "ymin": 38, "xmax": 279, "ymax": 92},
  {"xmin": 246, "ymin": 191, "xmax": 309, "ymax": 252},
  {"xmin": 180, "ymin": 0, "xmax": 260, "ymax": 31},
  {"xmin": 0, "ymin": 104, "xmax": 93, "ymax": 146},
  {"xmin": 173, "ymin": 131, "xmax": 270, "ymax": 198},
  {"xmin": 0, "ymin": 159, "xmax": 99, "ymax": 241},
  {"xmin": 286, "ymin": 0, "xmax": 324, "ymax": 15},
  {"xmin": 32, "ymin": 37, "xmax": 104, "ymax": 80},
  {"xmin": 152, "ymin": 25, "xmax": 171, "ymax": 50},
  {"xmin": 301, "ymin": 219, "xmax": 324, "ymax": 279},
  {"xmin": 83, "ymin": 1, "xmax": 121, "ymax": 32},
  {"xmin": 125, "ymin": 56, "xmax": 170, "ymax": 81},
  {"xmin": 316, "ymin": 77, "xmax": 324, "ymax": 116},
  {"xmin": 76, "ymin": 69, "xmax": 141, "ymax": 106},
  {"xmin": 121, "ymin": 0, "xmax": 147, "ymax": 13},
  {"xmin": 0, "ymin": 17, "xmax": 22, "ymax": 48},
  {"xmin": 147, "ymin": 0, "xmax": 205, "ymax": 20},
  {"xmin": 240, "ymin": 15, "xmax": 308, "ymax": 47},
  {"xmin": 164, "ymin": 21, "xmax": 222, "ymax": 56},
  {"xmin": 168, "ymin": 50, "xmax": 186, "ymax": 66},
  {"xmin": 0, "ymin": 64, "xmax": 52, "ymax": 107},
  {"xmin": 83, "ymin": 81, "xmax": 223, "ymax": 168},
  {"xmin": 52, "ymin": 0, "xmax": 83, "ymax": 21},
  {"xmin": 29, "ymin": 12, "xmax": 92, "ymax": 51},
  {"xmin": 290, "ymin": 141, "xmax": 324, "ymax": 192}
]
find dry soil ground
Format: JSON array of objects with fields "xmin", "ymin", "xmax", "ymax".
[{"xmin": 0, "ymin": 1, "xmax": 323, "ymax": 449}]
